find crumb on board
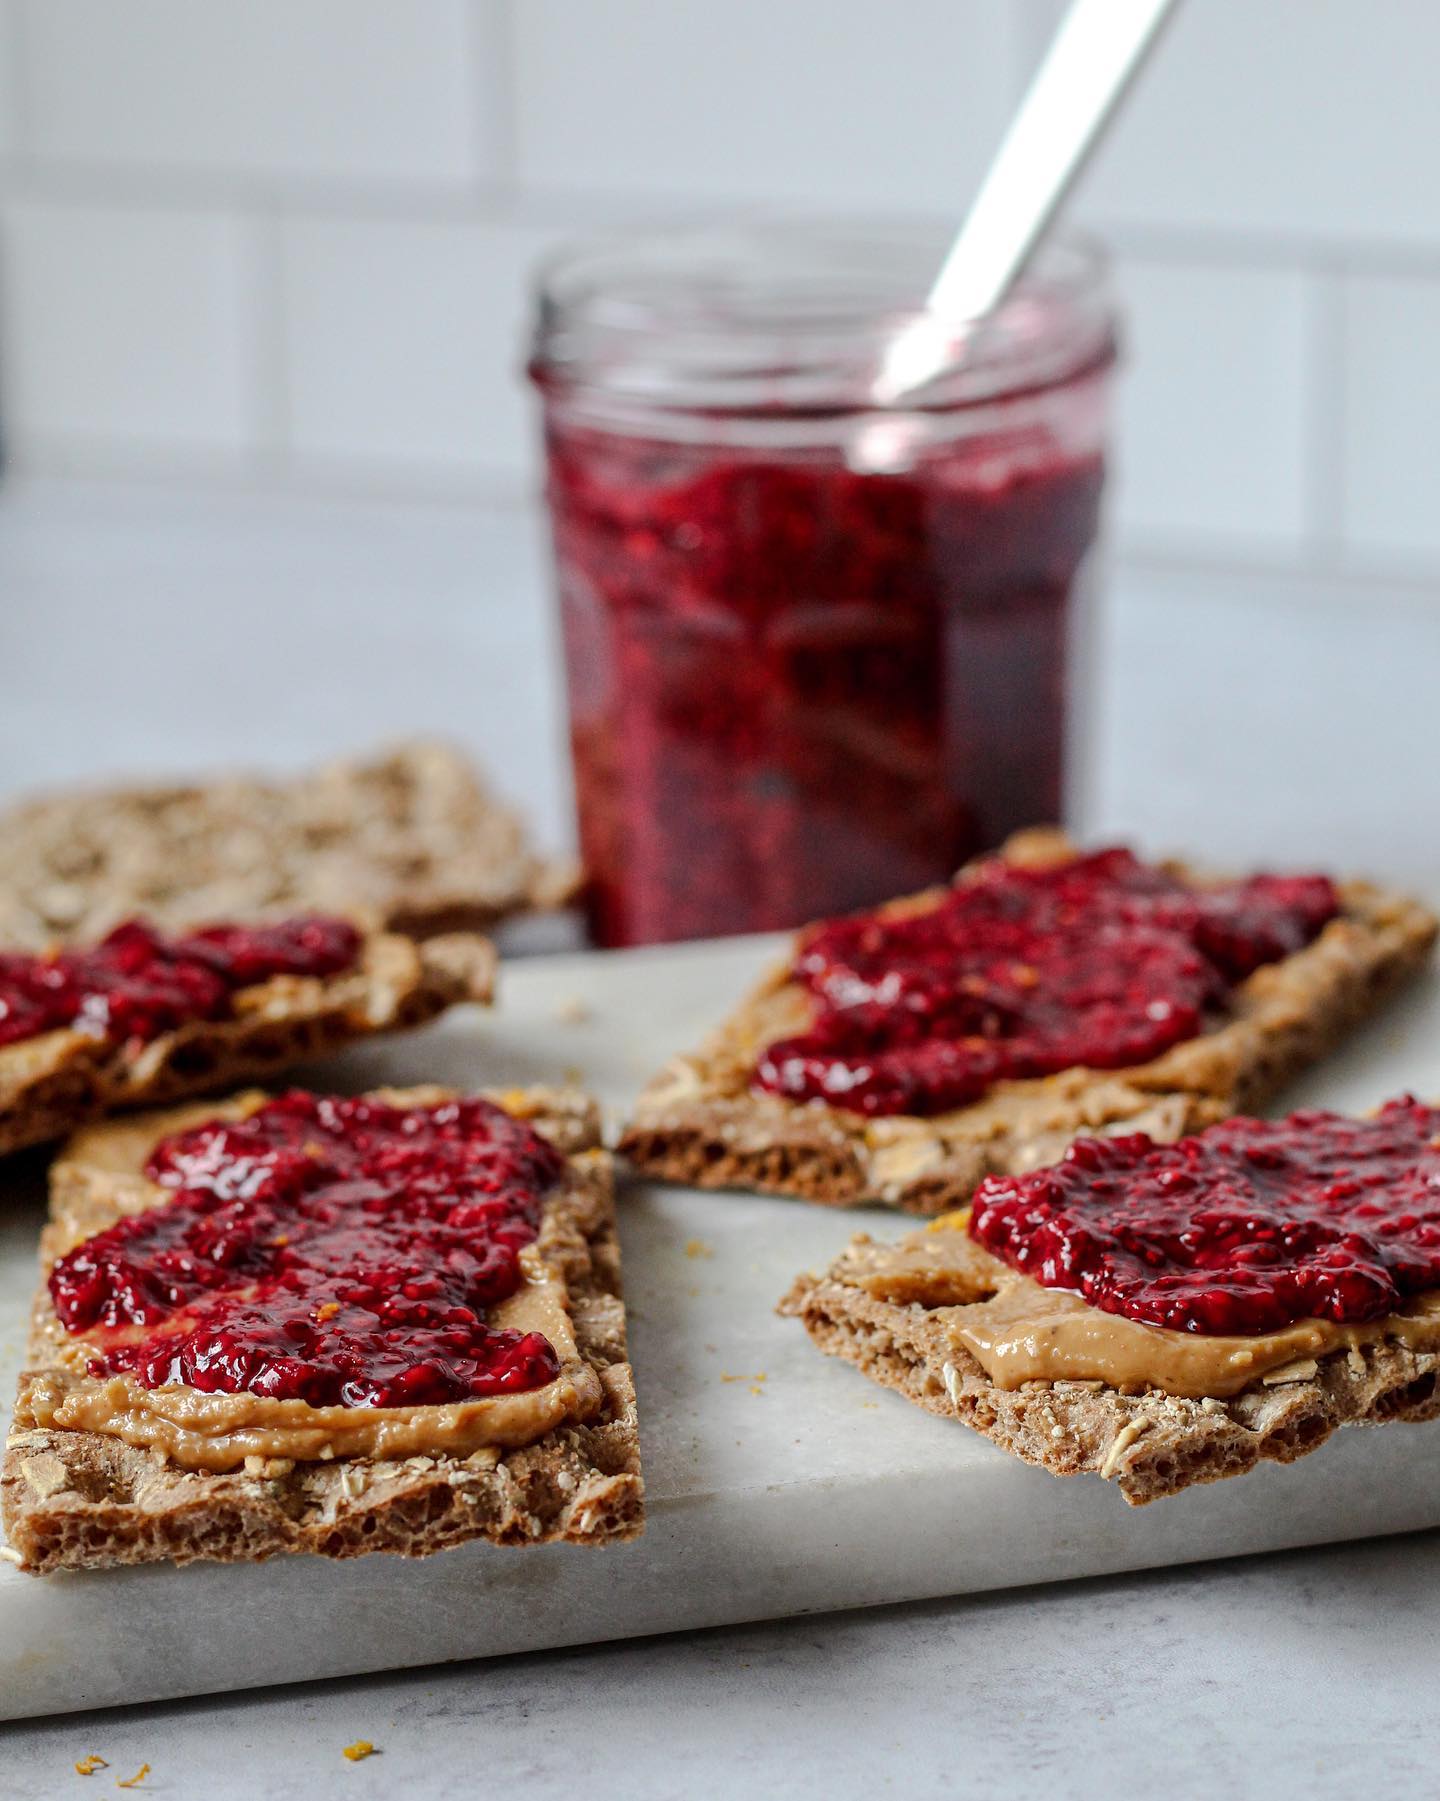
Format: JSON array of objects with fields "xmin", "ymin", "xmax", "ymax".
[
  {"xmin": 721, "ymin": 1372, "xmax": 768, "ymax": 1396},
  {"xmin": 551, "ymin": 995, "xmax": 591, "ymax": 1024},
  {"xmin": 343, "ymin": 1741, "xmax": 378, "ymax": 1763},
  {"xmin": 684, "ymin": 1238, "xmax": 713, "ymax": 1260},
  {"xmin": 73, "ymin": 1755, "xmax": 108, "ymax": 1776},
  {"xmin": 117, "ymin": 1766, "xmax": 151, "ymax": 1790}
]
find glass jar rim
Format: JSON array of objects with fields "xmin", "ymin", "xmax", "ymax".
[{"xmin": 529, "ymin": 216, "xmax": 1118, "ymax": 419}]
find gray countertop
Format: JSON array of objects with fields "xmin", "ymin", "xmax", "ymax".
[
  {"xmin": 7, "ymin": 1531, "xmax": 1438, "ymax": 1801},
  {"xmin": 2, "ymin": 476, "xmax": 1438, "ymax": 1799}
]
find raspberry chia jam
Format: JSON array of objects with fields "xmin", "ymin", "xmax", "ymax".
[
  {"xmin": 51, "ymin": 1092, "xmax": 564, "ymax": 1408},
  {"xmin": 0, "ymin": 915, "xmax": 361, "ymax": 1050},
  {"xmin": 970, "ymin": 1099, "xmax": 1440, "ymax": 1337},
  {"xmin": 754, "ymin": 847, "xmax": 1339, "ymax": 1117},
  {"xmin": 530, "ymin": 223, "xmax": 1118, "ymax": 946}
]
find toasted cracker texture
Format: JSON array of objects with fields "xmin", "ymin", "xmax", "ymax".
[
  {"xmin": 622, "ymin": 831, "xmax": 1437, "ymax": 1213},
  {"xmin": 0, "ymin": 928, "xmax": 495, "ymax": 1159},
  {"xmin": 0, "ymin": 739, "xmax": 577, "ymax": 948},
  {"xmin": 781, "ymin": 1222, "xmax": 1440, "ymax": 1504},
  {"xmin": 2, "ymin": 1087, "xmax": 643, "ymax": 1572}
]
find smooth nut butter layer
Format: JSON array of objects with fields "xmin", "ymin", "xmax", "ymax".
[
  {"xmin": 33, "ymin": 1088, "xmax": 597, "ymax": 1470},
  {"xmin": 27, "ymin": 1247, "xmax": 600, "ymax": 1471},
  {"xmin": 856, "ymin": 1223, "xmax": 1440, "ymax": 1400}
]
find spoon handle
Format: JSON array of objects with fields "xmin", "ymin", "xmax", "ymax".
[
  {"xmin": 877, "ymin": 0, "xmax": 1180, "ymax": 403},
  {"xmin": 932, "ymin": 0, "xmax": 1181, "ymax": 322}
]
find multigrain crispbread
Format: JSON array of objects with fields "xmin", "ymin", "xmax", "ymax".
[
  {"xmin": 0, "ymin": 927, "xmax": 495, "ymax": 1158},
  {"xmin": 621, "ymin": 832, "xmax": 1438, "ymax": 1214},
  {"xmin": 0, "ymin": 740, "xmax": 577, "ymax": 949},
  {"xmin": 1, "ymin": 1087, "xmax": 643, "ymax": 1573},
  {"xmin": 780, "ymin": 1220, "xmax": 1440, "ymax": 1505}
]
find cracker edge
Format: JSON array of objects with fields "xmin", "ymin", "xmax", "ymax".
[
  {"xmin": 1, "ymin": 1086, "xmax": 643, "ymax": 1573},
  {"xmin": 0, "ymin": 928, "xmax": 496, "ymax": 1160},
  {"xmin": 0, "ymin": 739, "xmax": 579, "ymax": 947},
  {"xmin": 779, "ymin": 1260, "xmax": 1440, "ymax": 1506}
]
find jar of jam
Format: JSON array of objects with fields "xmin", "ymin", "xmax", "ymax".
[{"xmin": 529, "ymin": 221, "xmax": 1118, "ymax": 947}]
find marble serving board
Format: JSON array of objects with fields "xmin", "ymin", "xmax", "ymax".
[{"xmin": 4, "ymin": 933, "xmax": 1440, "ymax": 1722}]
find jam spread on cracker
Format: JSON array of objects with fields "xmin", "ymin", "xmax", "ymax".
[
  {"xmin": 50, "ymin": 1092, "xmax": 564, "ymax": 1407},
  {"xmin": 970, "ymin": 1098, "xmax": 1440, "ymax": 1335},
  {"xmin": 0, "ymin": 916, "xmax": 362, "ymax": 1049},
  {"xmin": 754, "ymin": 848, "xmax": 1338, "ymax": 1116}
]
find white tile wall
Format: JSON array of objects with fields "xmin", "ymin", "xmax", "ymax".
[
  {"xmin": 280, "ymin": 216, "xmax": 558, "ymax": 481},
  {"xmin": 0, "ymin": 0, "xmax": 1436, "ymax": 590},
  {"xmin": 1340, "ymin": 273, "xmax": 1440, "ymax": 563},
  {"xmin": 1070, "ymin": 0, "xmax": 1440, "ymax": 250},
  {"xmin": 1111, "ymin": 256, "xmax": 1316, "ymax": 553},
  {"xmin": 0, "ymin": 199, "xmax": 256, "ymax": 454},
  {"xmin": 18, "ymin": 0, "xmax": 487, "ymax": 189},
  {"xmin": 511, "ymin": 0, "xmax": 1021, "ymax": 210}
]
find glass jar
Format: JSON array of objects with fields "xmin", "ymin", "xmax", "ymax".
[{"xmin": 529, "ymin": 220, "xmax": 1118, "ymax": 948}]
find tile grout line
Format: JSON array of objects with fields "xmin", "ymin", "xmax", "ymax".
[
  {"xmin": 6, "ymin": 431, "xmax": 1440, "ymax": 604},
  {"xmin": 1299, "ymin": 253, "xmax": 1349, "ymax": 574},
  {"xmin": 0, "ymin": 157, "xmax": 674, "ymax": 231},
  {"xmin": 474, "ymin": 0, "xmax": 519, "ymax": 197},
  {"xmin": 246, "ymin": 200, "xmax": 291, "ymax": 480},
  {"xmin": 10, "ymin": 153, "xmax": 1440, "ymax": 288}
]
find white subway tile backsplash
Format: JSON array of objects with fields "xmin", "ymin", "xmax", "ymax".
[
  {"xmin": 1095, "ymin": 562, "xmax": 1440, "ymax": 872},
  {"xmin": 1, "ymin": 199, "xmax": 256, "ymax": 453},
  {"xmin": 20, "ymin": 0, "xmax": 486, "ymax": 189},
  {"xmin": 512, "ymin": 0, "xmax": 1018, "ymax": 210},
  {"xmin": 1072, "ymin": 0, "xmax": 1440, "ymax": 250},
  {"xmin": 1111, "ymin": 257, "xmax": 1314, "ymax": 553},
  {"xmin": 1340, "ymin": 273, "xmax": 1440, "ymax": 563},
  {"xmin": 0, "ymin": 0, "xmax": 1434, "ymax": 584},
  {"xmin": 279, "ymin": 215, "xmax": 557, "ymax": 480}
]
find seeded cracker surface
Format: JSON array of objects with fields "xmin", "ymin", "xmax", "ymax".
[
  {"xmin": 780, "ymin": 1220, "xmax": 1440, "ymax": 1504},
  {"xmin": 2, "ymin": 1087, "xmax": 644, "ymax": 1572},
  {"xmin": 621, "ymin": 831, "xmax": 1438, "ymax": 1214},
  {"xmin": 0, "ymin": 927, "xmax": 496, "ymax": 1158},
  {"xmin": 0, "ymin": 740, "xmax": 577, "ymax": 948}
]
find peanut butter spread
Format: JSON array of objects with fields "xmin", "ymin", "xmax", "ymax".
[
  {"xmin": 852, "ymin": 1214, "xmax": 1440, "ymax": 1398},
  {"xmin": 28, "ymin": 1246, "xmax": 599, "ymax": 1471}
]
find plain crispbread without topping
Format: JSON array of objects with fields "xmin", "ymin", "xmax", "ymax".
[
  {"xmin": 780, "ymin": 1221, "xmax": 1440, "ymax": 1504},
  {"xmin": 0, "ymin": 740, "xmax": 577, "ymax": 949},
  {"xmin": 0, "ymin": 927, "xmax": 495, "ymax": 1158},
  {"xmin": 621, "ymin": 832, "xmax": 1438, "ymax": 1214},
  {"xmin": 2, "ymin": 1087, "xmax": 643, "ymax": 1573}
]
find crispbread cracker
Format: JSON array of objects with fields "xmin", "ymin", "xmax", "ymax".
[
  {"xmin": 781, "ymin": 1224, "xmax": 1440, "ymax": 1505},
  {"xmin": 0, "ymin": 928, "xmax": 495, "ymax": 1158},
  {"xmin": 0, "ymin": 740, "xmax": 577, "ymax": 948},
  {"xmin": 2, "ymin": 1087, "xmax": 643, "ymax": 1572},
  {"xmin": 622, "ymin": 833, "xmax": 1437, "ymax": 1213}
]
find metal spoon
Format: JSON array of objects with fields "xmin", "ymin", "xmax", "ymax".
[{"xmin": 875, "ymin": 0, "xmax": 1182, "ymax": 404}]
